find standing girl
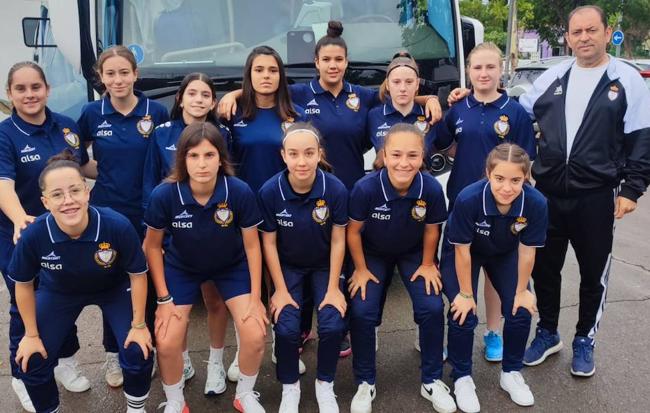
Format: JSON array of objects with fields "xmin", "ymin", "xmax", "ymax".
[
  {"xmin": 258, "ymin": 123, "xmax": 347, "ymax": 413},
  {"xmin": 435, "ymin": 42, "xmax": 537, "ymax": 364},
  {"xmin": 143, "ymin": 122, "xmax": 268, "ymax": 413},
  {"xmin": 440, "ymin": 143, "xmax": 546, "ymax": 412},
  {"xmin": 142, "ymin": 72, "xmax": 232, "ymax": 395},
  {"xmin": 346, "ymin": 124, "xmax": 453, "ymax": 413},
  {"xmin": 10, "ymin": 152, "xmax": 153, "ymax": 413},
  {"xmin": 77, "ymin": 45, "xmax": 169, "ymax": 387},
  {"xmin": 0, "ymin": 62, "xmax": 93, "ymax": 412}
]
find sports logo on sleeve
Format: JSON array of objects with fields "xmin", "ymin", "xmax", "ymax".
[
  {"xmin": 94, "ymin": 242, "xmax": 117, "ymax": 268},
  {"xmin": 414, "ymin": 116, "xmax": 430, "ymax": 133},
  {"xmin": 312, "ymin": 199, "xmax": 330, "ymax": 225},
  {"xmin": 411, "ymin": 199, "xmax": 427, "ymax": 222},
  {"xmin": 281, "ymin": 117, "xmax": 295, "ymax": 132},
  {"xmin": 608, "ymin": 84, "xmax": 619, "ymax": 101},
  {"xmin": 494, "ymin": 115, "xmax": 510, "ymax": 139},
  {"xmin": 214, "ymin": 202, "xmax": 234, "ymax": 227},
  {"xmin": 346, "ymin": 93, "xmax": 360, "ymax": 111},
  {"xmin": 510, "ymin": 216, "xmax": 528, "ymax": 234},
  {"xmin": 62, "ymin": 128, "xmax": 80, "ymax": 148},
  {"xmin": 137, "ymin": 115, "xmax": 154, "ymax": 138}
]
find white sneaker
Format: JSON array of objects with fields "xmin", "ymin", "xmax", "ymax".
[
  {"xmin": 350, "ymin": 381, "xmax": 376, "ymax": 413},
  {"xmin": 204, "ymin": 360, "xmax": 227, "ymax": 395},
  {"xmin": 421, "ymin": 380, "xmax": 457, "ymax": 413},
  {"xmin": 234, "ymin": 391, "xmax": 265, "ymax": 413},
  {"xmin": 271, "ymin": 337, "xmax": 307, "ymax": 375},
  {"xmin": 279, "ymin": 382, "xmax": 300, "ymax": 413},
  {"xmin": 54, "ymin": 356, "xmax": 91, "ymax": 392},
  {"xmin": 183, "ymin": 353, "xmax": 195, "ymax": 382},
  {"xmin": 453, "ymin": 376, "xmax": 480, "ymax": 413},
  {"xmin": 104, "ymin": 352, "xmax": 124, "ymax": 387},
  {"xmin": 157, "ymin": 399, "xmax": 188, "ymax": 413},
  {"xmin": 11, "ymin": 378, "xmax": 36, "ymax": 413},
  {"xmin": 227, "ymin": 350, "xmax": 240, "ymax": 382},
  {"xmin": 315, "ymin": 380, "xmax": 339, "ymax": 413},
  {"xmin": 500, "ymin": 371, "xmax": 534, "ymax": 406}
]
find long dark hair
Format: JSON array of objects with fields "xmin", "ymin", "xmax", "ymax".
[
  {"xmin": 167, "ymin": 122, "xmax": 235, "ymax": 182},
  {"xmin": 240, "ymin": 46, "xmax": 297, "ymax": 121},
  {"xmin": 170, "ymin": 72, "xmax": 218, "ymax": 123}
]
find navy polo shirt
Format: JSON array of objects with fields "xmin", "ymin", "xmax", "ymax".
[
  {"xmin": 348, "ymin": 169, "xmax": 447, "ymax": 257},
  {"xmin": 8, "ymin": 206, "xmax": 147, "ymax": 295},
  {"xmin": 435, "ymin": 93, "xmax": 536, "ymax": 208},
  {"xmin": 142, "ymin": 119, "xmax": 231, "ymax": 209},
  {"xmin": 227, "ymin": 106, "xmax": 305, "ymax": 194},
  {"xmin": 77, "ymin": 91, "xmax": 169, "ymax": 218},
  {"xmin": 0, "ymin": 108, "xmax": 89, "ymax": 238},
  {"xmin": 258, "ymin": 169, "xmax": 348, "ymax": 269},
  {"xmin": 144, "ymin": 174, "xmax": 262, "ymax": 274},
  {"xmin": 446, "ymin": 179, "xmax": 548, "ymax": 256},
  {"xmin": 366, "ymin": 100, "xmax": 435, "ymax": 153},
  {"xmin": 290, "ymin": 79, "xmax": 380, "ymax": 189}
]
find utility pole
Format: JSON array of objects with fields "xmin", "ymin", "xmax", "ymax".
[{"xmin": 503, "ymin": 0, "xmax": 517, "ymax": 84}]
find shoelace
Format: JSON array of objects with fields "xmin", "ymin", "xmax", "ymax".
[
  {"xmin": 103, "ymin": 355, "xmax": 121, "ymax": 372},
  {"xmin": 509, "ymin": 372, "xmax": 530, "ymax": 390},
  {"xmin": 204, "ymin": 361, "xmax": 225, "ymax": 376},
  {"xmin": 574, "ymin": 341, "xmax": 594, "ymax": 362},
  {"xmin": 431, "ymin": 380, "xmax": 451, "ymax": 394}
]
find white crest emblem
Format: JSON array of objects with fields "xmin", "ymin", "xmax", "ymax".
[
  {"xmin": 411, "ymin": 199, "xmax": 427, "ymax": 222},
  {"xmin": 511, "ymin": 217, "xmax": 528, "ymax": 234},
  {"xmin": 608, "ymin": 84, "xmax": 619, "ymax": 101},
  {"xmin": 493, "ymin": 115, "xmax": 510, "ymax": 138},
  {"xmin": 346, "ymin": 93, "xmax": 360, "ymax": 111},
  {"xmin": 62, "ymin": 128, "xmax": 80, "ymax": 148},
  {"xmin": 281, "ymin": 117, "xmax": 295, "ymax": 132},
  {"xmin": 312, "ymin": 199, "xmax": 330, "ymax": 225},
  {"xmin": 137, "ymin": 115, "xmax": 154, "ymax": 138},
  {"xmin": 414, "ymin": 116, "xmax": 429, "ymax": 133},
  {"xmin": 94, "ymin": 242, "xmax": 117, "ymax": 268},
  {"xmin": 214, "ymin": 202, "xmax": 233, "ymax": 227}
]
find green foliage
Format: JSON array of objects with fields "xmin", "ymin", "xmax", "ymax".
[{"xmin": 459, "ymin": 0, "xmax": 510, "ymax": 49}]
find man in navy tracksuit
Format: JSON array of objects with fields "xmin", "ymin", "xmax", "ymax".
[{"xmin": 519, "ymin": 5, "xmax": 650, "ymax": 376}]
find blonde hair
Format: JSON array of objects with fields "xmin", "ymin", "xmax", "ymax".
[
  {"xmin": 485, "ymin": 143, "xmax": 532, "ymax": 177},
  {"xmin": 466, "ymin": 42, "xmax": 503, "ymax": 68}
]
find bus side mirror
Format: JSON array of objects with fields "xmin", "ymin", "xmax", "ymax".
[
  {"xmin": 22, "ymin": 17, "xmax": 57, "ymax": 48},
  {"xmin": 460, "ymin": 17, "xmax": 484, "ymax": 61}
]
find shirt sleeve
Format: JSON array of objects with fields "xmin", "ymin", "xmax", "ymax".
[
  {"xmin": 519, "ymin": 191, "xmax": 548, "ymax": 247},
  {"xmin": 77, "ymin": 104, "xmax": 95, "ymax": 144},
  {"xmin": 348, "ymin": 182, "xmax": 370, "ymax": 221},
  {"xmin": 67, "ymin": 121, "xmax": 90, "ymax": 165},
  {"xmin": 434, "ymin": 108, "xmax": 456, "ymax": 151},
  {"xmin": 0, "ymin": 132, "xmax": 17, "ymax": 180},
  {"xmin": 7, "ymin": 230, "xmax": 40, "ymax": 283},
  {"xmin": 424, "ymin": 177, "xmax": 448, "ymax": 224},
  {"xmin": 234, "ymin": 179, "xmax": 263, "ymax": 228},
  {"xmin": 330, "ymin": 181, "xmax": 349, "ymax": 226},
  {"xmin": 511, "ymin": 106, "xmax": 537, "ymax": 161},
  {"xmin": 116, "ymin": 217, "xmax": 149, "ymax": 274},
  {"xmin": 446, "ymin": 196, "xmax": 476, "ymax": 245},
  {"xmin": 621, "ymin": 74, "xmax": 650, "ymax": 201},
  {"xmin": 142, "ymin": 131, "xmax": 163, "ymax": 211},
  {"xmin": 256, "ymin": 187, "xmax": 277, "ymax": 233},
  {"xmin": 143, "ymin": 184, "xmax": 170, "ymax": 230}
]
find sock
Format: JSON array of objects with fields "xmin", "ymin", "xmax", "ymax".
[
  {"xmin": 235, "ymin": 325, "xmax": 241, "ymax": 348},
  {"xmin": 162, "ymin": 378, "xmax": 185, "ymax": 404},
  {"xmin": 57, "ymin": 355, "xmax": 75, "ymax": 366},
  {"xmin": 125, "ymin": 391, "xmax": 148, "ymax": 413},
  {"xmin": 182, "ymin": 349, "xmax": 191, "ymax": 362},
  {"xmin": 209, "ymin": 346, "xmax": 224, "ymax": 364},
  {"xmin": 236, "ymin": 372, "xmax": 258, "ymax": 395}
]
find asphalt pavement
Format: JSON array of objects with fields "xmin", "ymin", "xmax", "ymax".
[{"xmin": 1, "ymin": 196, "xmax": 649, "ymax": 413}]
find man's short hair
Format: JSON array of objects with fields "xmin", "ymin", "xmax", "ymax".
[{"xmin": 568, "ymin": 5, "xmax": 608, "ymax": 30}]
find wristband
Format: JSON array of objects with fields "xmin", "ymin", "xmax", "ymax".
[
  {"xmin": 131, "ymin": 322, "xmax": 146, "ymax": 330},
  {"xmin": 157, "ymin": 295, "xmax": 173, "ymax": 305},
  {"xmin": 459, "ymin": 291, "xmax": 474, "ymax": 299}
]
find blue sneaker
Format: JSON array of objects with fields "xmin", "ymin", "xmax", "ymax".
[
  {"xmin": 571, "ymin": 336, "xmax": 595, "ymax": 377},
  {"xmin": 523, "ymin": 327, "xmax": 563, "ymax": 366},
  {"xmin": 483, "ymin": 331, "xmax": 503, "ymax": 362}
]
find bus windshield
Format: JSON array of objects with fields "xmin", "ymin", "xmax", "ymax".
[{"xmin": 117, "ymin": 0, "xmax": 458, "ymax": 83}]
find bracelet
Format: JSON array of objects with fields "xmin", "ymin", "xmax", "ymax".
[
  {"xmin": 458, "ymin": 291, "xmax": 474, "ymax": 299},
  {"xmin": 131, "ymin": 322, "xmax": 146, "ymax": 330},
  {"xmin": 157, "ymin": 295, "xmax": 173, "ymax": 305}
]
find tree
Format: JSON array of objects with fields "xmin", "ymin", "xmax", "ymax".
[{"xmin": 459, "ymin": 0, "xmax": 510, "ymax": 50}]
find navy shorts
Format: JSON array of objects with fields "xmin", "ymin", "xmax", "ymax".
[{"xmin": 165, "ymin": 260, "xmax": 251, "ymax": 305}]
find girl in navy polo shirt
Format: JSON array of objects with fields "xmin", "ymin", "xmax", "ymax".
[
  {"xmin": 143, "ymin": 122, "xmax": 268, "ymax": 413},
  {"xmin": 347, "ymin": 124, "xmax": 454, "ymax": 413},
  {"xmin": 77, "ymin": 45, "xmax": 169, "ymax": 387},
  {"xmin": 441, "ymin": 143, "xmax": 547, "ymax": 412},
  {"xmin": 435, "ymin": 42, "xmax": 537, "ymax": 367},
  {"xmin": 10, "ymin": 151, "xmax": 153, "ymax": 413},
  {"xmin": 142, "ymin": 72, "xmax": 232, "ymax": 395},
  {"xmin": 0, "ymin": 62, "xmax": 93, "ymax": 411},
  {"xmin": 258, "ymin": 123, "xmax": 347, "ymax": 413}
]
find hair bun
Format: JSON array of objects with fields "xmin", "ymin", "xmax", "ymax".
[
  {"xmin": 47, "ymin": 148, "xmax": 77, "ymax": 165},
  {"xmin": 326, "ymin": 20, "xmax": 344, "ymax": 38}
]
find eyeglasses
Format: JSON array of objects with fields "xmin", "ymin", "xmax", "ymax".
[{"xmin": 44, "ymin": 184, "xmax": 87, "ymax": 204}]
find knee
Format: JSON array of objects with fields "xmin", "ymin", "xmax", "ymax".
[
  {"xmin": 274, "ymin": 309, "xmax": 301, "ymax": 340},
  {"xmin": 447, "ymin": 310, "xmax": 478, "ymax": 331},
  {"xmin": 317, "ymin": 307, "xmax": 345, "ymax": 336},
  {"xmin": 413, "ymin": 296, "xmax": 444, "ymax": 324},
  {"xmin": 239, "ymin": 324, "xmax": 266, "ymax": 356},
  {"xmin": 155, "ymin": 332, "xmax": 184, "ymax": 358},
  {"xmin": 19, "ymin": 353, "xmax": 52, "ymax": 384},
  {"xmin": 505, "ymin": 307, "xmax": 532, "ymax": 327},
  {"xmin": 349, "ymin": 300, "xmax": 380, "ymax": 326},
  {"xmin": 122, "ymin": 342, "xmax": 152, "ymax": 370}
]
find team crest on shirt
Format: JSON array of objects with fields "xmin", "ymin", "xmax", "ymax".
[
  {"xmin": 608, "ymin": 85, "xmax": 619, "ymax": 101},
  {"xmin": 137, "ymin": 115, "xmax": 154, "ymax": 138},
  {"xmin": 62, "ymin": 128, "xmax": 80, "ymax": 148},
  {"xmin": 346, "ymin": 93, "xmax": 360, "ymax": 111},
  {"xmin": 493, "ymin": 115, "xmax": 510, "ymax": 139},
  {"xmin": 312, "ymin": 199, "xmax": 330, "ymax": 225},
  {"xmin": 411, "ymin": 199, "xmax": 427, "ymax": 222},
  {"xmin": 94, "ymin": 242, "xmax": 117, "ymax": 268},
  {"xmin": 281, "ymin": 117, "xmax": 295, "ymax": 132},
  {"xmin": 214, "ymin": 202, "xmax": 234, "ymax": 227},
  {"xmin": 414, "ymin": 116, "xmax": 430, "ymax": 133},
  {"xmin": 510, "ymin": 217, "xmax": 528, "ymax": 234}
]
